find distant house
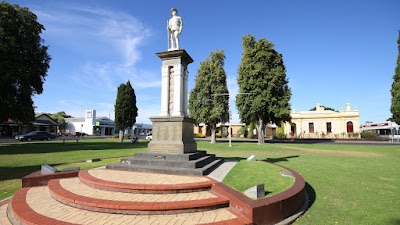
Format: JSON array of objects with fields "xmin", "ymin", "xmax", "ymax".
[
  {"xmin": 0, "ymin": 114, "xmax": 59, "ymax": 137},
  {"xmin": 65, "ymin": 109, "xmax": 151, "ymax": 136},
  {"xmin": 194, "ymin": 123, "xmax": 245, "ymax": 137},
  {"xmin": 282, "ymin": 103, "xmax": 360, "ymax": 139},
  {"xmin": 65, "ymin": 110, "xmax": 115, "ymax": 136},
  {"xmin": 360, "ymin": 121, "xmax": 399, "ymax": 138}
]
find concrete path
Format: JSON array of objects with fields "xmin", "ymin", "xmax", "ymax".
[{"xmin": 207, "ymin": 160, "xmax": 238, "ymax": 182}]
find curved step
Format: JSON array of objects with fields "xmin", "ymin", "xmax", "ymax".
[
  {"xmin": 49, "ymin": 178, "xmax": 229, "ymax": 214},
  {"xmin": 10, "ymin": 186, "xmax": 245, "ymax": 225},
  {"xmin": 79, "ymin": 169, "xmax": 216, "ymax": 193}
]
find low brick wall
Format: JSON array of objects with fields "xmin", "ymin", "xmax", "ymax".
[
  {"xmin": 22, "ymin": 170, "xmax": 79, "ymax": 187},
  {"xmin": 211, "ymin": 162, "xmax": 307, "ymax": 225}
]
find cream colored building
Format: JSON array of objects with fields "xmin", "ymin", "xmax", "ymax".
[
  {"xmin": 283, "ymin": 103, "xmax": 360, "ymax": 139},
  {"xmin": 194, "ymin": 123, "xmax": 245, "ymax": 137}
]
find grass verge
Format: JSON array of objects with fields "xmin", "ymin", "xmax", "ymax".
[{"xmin": 222, "ymin": 160, "xmax": 294, "ymax": 197}]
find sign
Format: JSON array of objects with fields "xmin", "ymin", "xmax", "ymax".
[
  {"xmin": 96, "ymin": 121, "xmax": 100, "ymax": 126},
  {"xmin": 85, "ymin": 110, "xmax": 92, "ymax": 118}
]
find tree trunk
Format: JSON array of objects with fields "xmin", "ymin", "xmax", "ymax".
[
  {"xmin": 119, "ymin": 130, "xmax": 124, "ymax": 143},
  {"xmin": 256, "ymin": 118, "xmax": 264, "ymax": 145},
  {"xmin": 210, "ymin": 124, "xmax": 216, "ymax": 144}
]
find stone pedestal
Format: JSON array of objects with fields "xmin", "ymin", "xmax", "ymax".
[
  {"xmin": 148, "ymin": 116, "xmax": 197, "ymax": 154},
  {"xmin": 106, "ymin": 49, "xmax": 223, "ymax": 176}
]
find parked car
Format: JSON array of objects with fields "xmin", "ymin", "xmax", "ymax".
[
  {"xmin": 146, "ymin": 134, "xmax": 152, "ymax": 141},
  {"xmin": 73, "ymin": 132, "xmax": 87, "ymax": 137},
  {"xmin": 15, "ymin": 131, "xmax": 56, "ymax": 141}
]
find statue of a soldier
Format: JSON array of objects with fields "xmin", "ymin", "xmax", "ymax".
[{"xmin": 167, "ymin": 8, "xmax": 183, "ymax": 51}]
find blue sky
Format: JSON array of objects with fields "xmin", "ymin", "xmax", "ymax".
[{"xmin": 8, "ymin": 0, "xmax": 400, "ymax": 124}]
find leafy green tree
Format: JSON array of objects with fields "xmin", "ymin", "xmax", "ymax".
[
  {"xmin": 189, "ymin": 50, "xmax": 229, "ymax": 144},
  {"xmin": 248, "ymin": 122, "xmax": 255, "ymax": 139},
  {"xmin": 0, "ymin": 2, "xmax": 51, "ymax": 124},
  {"xmin": 49, "ymin": 111, "xmax": 73, "ymax": 131},
  {"xmin": 309, "ymin": 106, "xmax": 338, "ymax": 112},
  {"xmin": 391, "ymin": 31, "xmax": 400, "ymax": 124},
  {"xmin": 236, "ymin": 35, "xmax": 291, "ymax": 144},
  {"xmin": 114, "ymin": 81, "xmax": 138, "ymax": 142}
]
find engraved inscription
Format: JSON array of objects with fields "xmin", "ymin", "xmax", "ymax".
[{"xmin": 154, "ymin": 156, "xmax": 166, "ymax": 160}]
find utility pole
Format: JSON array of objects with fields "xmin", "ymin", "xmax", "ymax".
[{"xmin": 211, "ymin": 75, "xmax": 251, "ymax": 147}]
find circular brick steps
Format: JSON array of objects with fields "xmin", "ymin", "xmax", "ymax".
[
  {"xmin": 79, "ymin": 169, "xmax": 215, "ymax": 193},
  {"xmin": 4, "ymin": 169, "xmax": 251, "ymax": 225},
  {"xmin": 48, "ymin": 178, "xmax": 230, "ymax": 214}
]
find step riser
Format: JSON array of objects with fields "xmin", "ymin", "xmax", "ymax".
[
  {"xmin": 108, "ymin": 164, "xmax": 206, "ymax": 176},
  {"xmin": 133, "ymin": 150, "xmax": 207, "ymax": 161},
  {"xmin": 51, "ymin": 194, "xmax": 229, "ymax": 215},
  {"xmin": 120, "ymin": 155, "xmax": 216, "ymax": 169},
  {"xmin": 81, "ymin": 181, "xmax": 211, "ymax": 194}
]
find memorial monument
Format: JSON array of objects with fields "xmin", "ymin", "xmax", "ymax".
[{"xmin": 107, "ymin": 8, "xmax": 223, "ymax": 175}]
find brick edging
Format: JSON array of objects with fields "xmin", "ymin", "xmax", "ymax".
[
  {"xmin": 0, "ymin": 197, "xmax": 11, "ymax": 207},
  {"xmin": 48, "ymin": 179, "xmax": 229, "ymax": 214},
  {"xmin": 10, "ymin": 187, "xmax": 76, "ymax": 225},
  {"xmin": 211, "ymin": 162, "xmax": 307, "ymax": 225},
  {"xmin": 79, "ymin": 169, "xmax": 216, "ymax": 193}
]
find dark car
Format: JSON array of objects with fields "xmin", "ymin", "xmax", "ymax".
[{"xmin": 15, "ymin": 131, "xmax": 56, "ymax": 141}]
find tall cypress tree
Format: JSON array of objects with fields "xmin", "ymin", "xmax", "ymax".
[
  {"xmin": 114, "ymin": 81, "xmax": 138, "ymax": 142},
  {"xmin": 236, "ymin": 35, "xmax": 291, "ymax": 144},
  {"xmin": 391, "ymin": 31, "xmax": 400, "ymax": 124},
  {"xmin": 189, "ymin": 50, "xmax": 229, "ymax": 144}
]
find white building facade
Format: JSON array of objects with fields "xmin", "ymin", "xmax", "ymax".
[{"xmin": 284, "ymin": 103, "xmax": 360, "ymax": 139}]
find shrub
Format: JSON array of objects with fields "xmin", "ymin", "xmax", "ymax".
[
  {"xmin": 112, "ymin": 134, "xmax": 119, "ymax": 138},
  {"xmin": 237, "ymin": 126, "xmax": 248, "ymax": 138},
  {"xmin": 273, "ymin": 130, "xmax": 286, "ymax": 139},
  {"xmin": 194, "ymin": 133, "xmax": 205, "ymax": 138},
  {"xmin": 216, "ymin": 133, "xmax": 222, "ymax": 138},
  {"xmin": 273, "ymin": 124, "xmax": 286, "ymax": 139},
  {"xmin": 361, "ymin": 131, "xmax": 379, "ymax": 139}
]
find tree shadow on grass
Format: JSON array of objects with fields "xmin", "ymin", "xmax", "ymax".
[
  {"xmin": 0, "ymin": 141, "xmax": 148, "ymax": 155},
  {"xmin": 390, "ymin": 218, "xmax": 400, "ymax": 225},
  {"xmin": 0, "ymin": 165, "xmax": 40, "ymax": 182},
  {"xmin": 262, "ymin": 155, "xmax": 300, "ymax": 163},
  {"xmin": 305, "ymin": 182, "xmax": 316, "ymax": 209}
]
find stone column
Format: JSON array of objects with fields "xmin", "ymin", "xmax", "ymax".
[
  {"xmin": 160, "ymin": 66, "xmax": 169, "ymax": 116},
  {"xmin": 172, "ymin": 64, "xmax": 183, "ymax": 116},
  {"xmin": 151, "ymin": 49, "xmax": 196, "ymax": 154}
]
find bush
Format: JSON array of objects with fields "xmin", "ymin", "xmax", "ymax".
[
  {"xmin": 237, "ymin": 126, "xmax": 248, "ymax": 138},
  {"xmin": 361, "ymin": 131, "xmax": 379, "ymax": 139},
  {"xmin": 112, "ymin": 134, "xmax": 119, "ymax": 138},
  {"xmin": 216, "ymin": 133, "xmax": 222, "ymax": 138},
  {"xmin": 273, "ymin": 124, "xmax": 286, "ymax": 139},
  {"xmin": 194, "ymin": 133, "xmax": 205, "ymax": 138},
  {"xmin": 273, "ymin": 130, "xmax": 287, "ymax": 139}
]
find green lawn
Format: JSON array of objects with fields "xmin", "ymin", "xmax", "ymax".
[
  {"xmin": 0, "ymin": 140, "xmax": 399, "ymax": 225},
  {"xmin": 197, "ymin": 142, "xmax": 400, "ymax": 225},
  {"xmin": 0, "ymin": 139, "xmax": 148, "ymax": 200},
  {"xmin": 222, "ymin": 160, "xmax": 294, "ymax": 197}
]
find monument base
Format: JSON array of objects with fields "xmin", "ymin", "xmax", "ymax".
[
  {"xmin": 106, "ymin": 116, "xmax": 224, "ymax": 176},
  {"xmin": 148, "ymin": 116, "xmax": 197, "ymax": 154},
  {"xmin": 107, "ymin": 151, "xmax": 223, "ymax": 176}
]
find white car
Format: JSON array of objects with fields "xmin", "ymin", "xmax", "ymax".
[{"xmin": 146, "ymin": 135, "xmax": 152, "ymax": 141}]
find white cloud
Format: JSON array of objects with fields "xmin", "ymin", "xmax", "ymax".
[{"xmin": 33, "ymin": 4, "xmax": 161, "ymax": 123}]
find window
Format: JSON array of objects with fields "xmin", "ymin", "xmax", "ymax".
[
  {"xmin": 309, "ymin": 123, "xmax": 314, "ymax": 133},
  {"xmin": 347, "ymin": 121, "xmax": 354, "ymax": 133},
  {"xmin": 326, "ymin": 122, "xmax": 332, "ymax": 133}
]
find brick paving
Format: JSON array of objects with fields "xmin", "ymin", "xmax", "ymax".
[
  {"xmin": 88, "ymin": 169, "xmax": 210, "ymax": 185},
  {"xmin": 60, "ymin": 177, "xmax": 216, "ymax": 202},
  {"xmin": 26, "ymin": 186, "xmax": 237, "ymax": 225},
  {"xmin": 2, "ymin": 169, "xmax": 250, "ymax": 224},
  {"xmin": 0, "ymin": 204, "xmax": 12, "ymax": 225}
]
